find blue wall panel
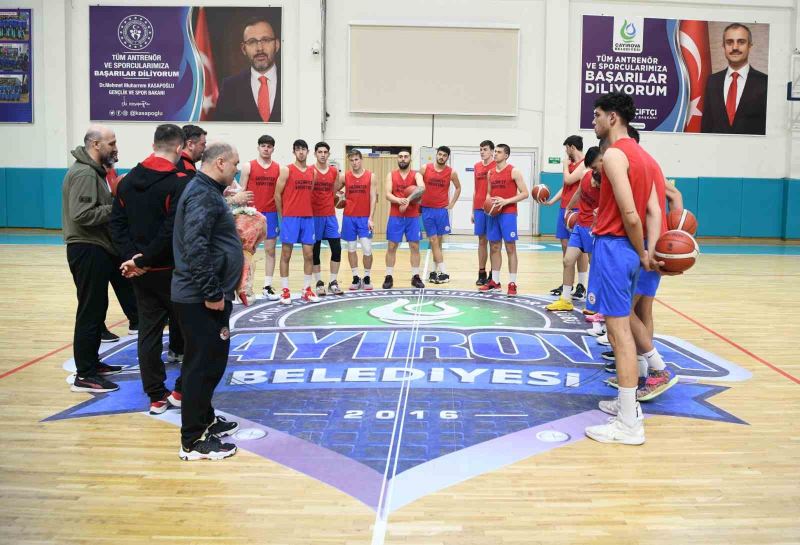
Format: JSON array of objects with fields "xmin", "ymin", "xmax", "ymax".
[
  {"xmin": 42, "ymin": 169, "xmax": 67, "ymax": 229},
  {"xmin": 0, "ymin": 168, "xmax": 7, "ymax": 227},
  {"xmin": 697, "ymin": 177, "xmax": 742, "ymax": 236},
  {"xmin": 784, "ymin": 179, "xmax": 800, "ymax": 239},
  {"xmin": 5, "ymin": 168, "xmax": 44, "ymax": 228},
  {"xmin": 739, "ymin": 178, "xmax": 785, "ymax": 238},
  {"xmin": 538, "ymin": 172, "xmax": 562, "ymax": 235},
  {"xmin": 671, "ymin": 177, "xmax": 698, "ymax": 214}
]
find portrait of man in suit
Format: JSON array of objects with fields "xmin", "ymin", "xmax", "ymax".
[
  {"xmin": 701, "ymin": 23, "xmax": 767, "ymax": 135},
  {"xmin": 213, "ymin": 16, "xmax": 282, "ymax": 123}
]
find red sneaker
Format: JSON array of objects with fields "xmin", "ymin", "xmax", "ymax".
[
  {"xmin": 150, "ymin": 394, "xmax": 170, "ymax": 415},
  {"xmin": 280, "ymin": 288, "xmax": 291, "ymax": 305},
  {"xmin": 479, "ymin": 279, "xmax": 502, "ymax": 292},
  {"xmin": 167, "ymin": 390, "xmax": 182, "ymax": 407},
  {"xmin": 507, "ymin": 282, "xmax": 518, "ymax": 296},
  {"xmin": 302, "ymin": 286, "xmax": 320, "ymax": 303}
]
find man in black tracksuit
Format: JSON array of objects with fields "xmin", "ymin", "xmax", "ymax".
[
  {"xmin": 110, "ymin": 124, "xmax": 188, "ymax": 413},
  {"xmin": 172, "ymin": 141, "xmax": 244, "ymax": 461}
]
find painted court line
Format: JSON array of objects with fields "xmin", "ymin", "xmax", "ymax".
[
  {"xmin": 273, "ymin": 412, "xmax": 329, "ymax": 417},
  {"xmin": 655, "ymin": 298, "xmax": 800, "ymax": 385}
]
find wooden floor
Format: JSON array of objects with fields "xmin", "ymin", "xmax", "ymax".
[{"xmin": 1, "ymin": 236, "xmax": 799, "ymax": 545}]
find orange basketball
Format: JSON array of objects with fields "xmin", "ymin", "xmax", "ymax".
[
  {"xmin": 532, "ymin": 185, "xmax": 550, "ymax": 203},
  {"xmin": 483, "ymin": 196, "xmax": 501, "ymax": 217},
  {"xmin": 335, "ymin": 191, "xmax": 346, "ymax": 209},
  {"xmin": 565, "ymin": 210, "xmax": 578, "ymax": 230},
  {"xmin": 654, "ymin": 229, "xmax": 699, "ymax": 273},
  {"xmin": 667, "ymin": 208, "xmax": 698, "ymax": 235}
]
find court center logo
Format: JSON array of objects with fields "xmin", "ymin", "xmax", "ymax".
[
  {"xmin": 50, "ymin": 290, "xmax": 749, "ymax": 513},
  {"xmin": 117, "ymin": 14, "xmax": 154, "ymax": 51}
]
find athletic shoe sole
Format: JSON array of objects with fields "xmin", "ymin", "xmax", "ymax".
[
  {"xmin": 179, "ymin": 446, "xmax": 237, "ymax": 461},
  {"xmin": 70, "ymin": 384, "xmax": 119, "ymax": 393},
  {"xmin": 585, "ymin": 428, "xmax": 645, "ymax": 446},
  {"xmin": 167, "ymin": 393, "xmax": 182, "ymax": 407},
  {"xmin": 637, "ymin": 375, "xmax": 680, "ymax": 401},
  {"xmin": 100, "ymin": 338, "xmax": 119, "ymax": 344},
  {"xmin": 280, "ymin": 299, "xmax": 291, "ymax": 305}
]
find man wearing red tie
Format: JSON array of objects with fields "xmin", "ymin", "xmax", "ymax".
[{"xmin": 701, "ymin": 23, "xmax": 767, "ymax": 135}]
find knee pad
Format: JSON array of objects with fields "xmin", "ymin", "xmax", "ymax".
[
  {"xmin": 347, "ymin": 240, "xmax": 358, "ymax": 253},
  {"xmin": 312, "ymin": 240, "xmax": 322, "ymax": 266},
  {"xmin": 360, "ymin": 237, "xmax": 372, "ymax": 257},
  {"xmin": 328, "ymin": 238, "xmax": 342, "ymax": 262}
]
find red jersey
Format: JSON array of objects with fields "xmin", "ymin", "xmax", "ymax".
[
  {"xmin": 282, "ymin": 164, "xmax": 314, "ymax": 217},
  {"xmin": 248, "ymin": 159, "xmax": 280, "ymax": 213},
  {"xmin": 420, "ymin": 163, "xmax": 452, "ymax": 208},
  {"xmin": 594, "ymin": 138, "xmax": 652, "ymax": 237},
  {"xmin": 561, "ymin": 160, "xmax": 581, "ymax": 208},
  {"xmin": 344, "ymin": 170, "xmax": 372, "ymax": 217},
  {"xmin": 646, "ymin": 155, "xmax": 668, "ymax": 236},
  {"xmin": 105, "ymin": 166, "xmax": 121, "ymax": 195},
  {"xmin": 488, "ymin": 164, "xmax": 518, "ymax": 214},
  {"xmin": 576, "ymin": 170, "xmax": 600, "ymax": 227},
  {"xmin": 472, "ymin": 160, "xmax": 496, "ymax": 210},
  {"xmin": 310, "ymin": 165, "xmax": 338, "ymax": 217},
  {"xmin": 390, "ymin": 170, "xmax": 420, "ymax": 218}
]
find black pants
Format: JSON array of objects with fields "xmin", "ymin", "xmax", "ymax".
[
  {"xmin": 108, "ymin": 264, "xmax": 138, "ymax": 328},
  {"xmin": 174, "ymin": 300, "xmax": 232, "ymax": 448},
  {"xmin": 131, "ymin": 271, "xmax": 184, "ymax": 401},
  {"xmin": 67, "ymin": 243, "xmax": 116, "ymax": 377}
]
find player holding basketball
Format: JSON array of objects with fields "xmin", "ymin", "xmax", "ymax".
[
  {"xmin": 420, "ymin": 146, "xmax": 461, "ymax": 284},
  {"xmin": 472, "ymin": 140, "xmax": 496, "ymax": 286},
  {"xmin": 310, "ymin": 142, "xmax": 343, "ymax": 296},
  {"xmin": 336, "ymin": 150, "xmax": 377, "ymax": 290},
  {"xmin": 478, "ymin": 144, "xmax": 529, "ymax": 296},
  {"xmin": 583, "ymin": 92, "xmax": 663, "ymax": 445},
  {"xmin": 239, "ymin": 135, "xmax": 281, "ymax": 300},
  {"xmin": 382, "ymin": 149, "xmax": 426, "ymax": 289},
  {"xmin": 274, "ymin": 139, "xmax": 319, "ymax": 304}
]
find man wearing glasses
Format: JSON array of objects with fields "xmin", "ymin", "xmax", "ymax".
[{"xmin": 213, "ymin": 17, "xmax": 281, "ymax": 123}]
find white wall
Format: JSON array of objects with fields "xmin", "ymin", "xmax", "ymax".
[{"xmin": 0, "ymin": 0, "xmax": 796, "ymax": 179}]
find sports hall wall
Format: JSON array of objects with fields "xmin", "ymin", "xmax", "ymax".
[{"xmin": 0, "ymin": 0, "xmax": 798, "ymax": 238}]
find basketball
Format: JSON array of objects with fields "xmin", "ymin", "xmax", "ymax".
[
  {"xmin": 532, "ymin": 184, "xmax": 550, "ymax": 203},
  {"xmin": 654, "ymin": 229, "xmax": 700, "ymax": 273},
  {"xmin": 667, "ymin": 208, "xmax": 698, "ymax": 235},
  {"xmin": 404, "ymin": 185, "xmax": 424, "ymax": 202},
  {"xmin": 483, "ymin": 196, "xmax": 501, "ymax": 217},
  {"xmin": 565, "ymin": 210, "xmax": 578, "ymax": 230},
  {"xmin": 334, "ymin": 191, "xmax": 346, "ymax": 209}
]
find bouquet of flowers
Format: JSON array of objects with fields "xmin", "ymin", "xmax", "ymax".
[{"xmin": 232, "ymin": 206, "xmax": 266, "ymax": 306}]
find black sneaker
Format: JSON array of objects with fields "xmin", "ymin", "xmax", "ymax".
[
  {"xmin": 207, "ymin": 415, "xmax": 239, "ymax": 439},
  {"xmin": 349, "ymin": 275, "xmax": 362, "ymax": 291},
  {"xmin": 549, "ymin": 285, "xmax": 563, "ymax": 296},
  {"xmin": 328, "ymin": 280, "xmax": 343, "ymax": 295},
  {"xmin": 71, "ymin": 374, "xmax": 119, "ymax": 393},
  {"xmin": 128, "ymin": 322, "xmax": 139, "ymax": 335},
  {"xmin": 95, "ymin": 362, "xmax": 123, "ymax": 376},
  {"xmin": 573, "ymin": 283, "xmax": 586, "ymax": 301},
  {"xmin": 602, "ymin": 350, "xmax": 616, "ymax": 362},
  {"xmin": 179, "ymin": 435, "xmax": 237, "ymax": 461},
  {"xmin": 429, "ymin": 271, "xmax": 438, "ymax": 284},
  {"xmin": 382, "ymin": 274, "xmax": 394, "ymax": 289},
  {"xmin": 100, "ymin": 329, "xmax": 119, "ymax": 343},
  {"xmin": 315, "ymin": 280, "xmax": 326, "ymax": 297},
  {"xmin": 411, "ymin": 274, "xmax": 425, "ymax": 289},
  {"xmin": 437, "ymin": 273, "xmax": 450, "ymax": 284},
  {"xmin": 604, "ymin": 360, "xmax": 617, "ymax": 373},
  {"xmin": 476, "ymin": 270, "xmax": 488, "ymax": 286},
  {"xmin": 363, "ymin": 276, "xmax": 373, "ymax": 290}
]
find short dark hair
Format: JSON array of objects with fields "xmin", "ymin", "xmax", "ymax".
[
  {"xmin": 594, "ymin": 92, "xmax": 636, "ymax": 125},
  {"xmin": 496, "ymin": 143, "xmax": 511, "ymax": 156},
  {"xmin": 347, "ymin": 150, "xmax": 362, "ymax": 159},
  {"xmin": 242, "ymin": 16, "xmax": 277, "ymax": 39},
  {"xmin": 584, "ymin": 146, "xmax": 601, "ymax": 167},
  {"xmin": 626, "ymin": 125, "xmax": 640, "ymax": 143},
  {"xmin": 154, "ymin": 124, "xmax": 184, "ymax": 150},
  {"xmin": 182, "ymin": 124, "xmax": 206, "ymax": 142},
  {"xmin": 562, "ymin": 135, "xmax": 583, "ymax": 151},
  {"xmin": 397, "ymin": 148, "xmax": 412, "ymax": 155},
  {"xmin": 436, "ymin": 145, "xmax": 451, "ymax": 157},
  {"xmin": 723, "ymin": 23, "xmax": 752, "ymax": 43},
  {"xmin": 315, "ymin": 141, "xmax": 330, "ymax": 152},
  {"xmin": 293, "ymin": 139, "xmax": 308, "ymax": 150},
  {"xmin": 479, "ymin": 140, "xmax": 495, "ymax": 150},
  {"xmin": 257, "ymin": 134, "xmax": 275, "ymax": 146}
]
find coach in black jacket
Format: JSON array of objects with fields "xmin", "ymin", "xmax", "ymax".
[{"xmin": 110, "ymin": 124, "xmax": 188, "ymax": 413}]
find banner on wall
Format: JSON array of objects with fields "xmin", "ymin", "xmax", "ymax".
[
  {"xmin": 0, "ymin": 9, "xmax": 32, "ymax": 123},
  {"xmin": 90, "ymin": 6, "xmax": 282, "ymax": 123},
  {"xmin": 581, "ymin": 16, "xmax": 769, "ymax": 135}
]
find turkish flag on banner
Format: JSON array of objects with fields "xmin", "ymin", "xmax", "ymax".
[
  {"xmin": 195, "ymin": 7, "xmax": 219, "ymax": 121},
  {"xmin": 679, "ymin": 20, "xmax": 712, "ymax": 132}
]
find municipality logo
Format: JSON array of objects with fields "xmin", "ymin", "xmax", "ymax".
[
  {"xmin": 49, "ymin": 291, "xmax": 749, "ymax": 512},
  {"xmin": 619, "ymin": 19, "xmax": 638, "ymax": 42},
  {"xmin": 117, "ymin": 14, "xmax": 154, "ymax": 51},
  {"xmin": 613, "ymin": 16, "xmax": 644, "ymax": 53}
]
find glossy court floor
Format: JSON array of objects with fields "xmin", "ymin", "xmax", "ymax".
[{"xmin": 0, "ymin": 230, "xmax": 798, "ymax": 545}]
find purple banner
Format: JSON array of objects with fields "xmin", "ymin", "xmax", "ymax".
[{"xmin": 0, "ymin": 9, "xmax": 32, "ymax": 123}]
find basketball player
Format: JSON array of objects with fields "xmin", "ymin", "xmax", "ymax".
[
  {"xmin": 478, "ymin": 144, "xmax": 529, "ymax": 296},
  {"xmin": 472, "ymin": 140, "xmax": 496, "ymax": 286},
  {"xmin": 336, "ymin": 150, "xmax": 377, "ymax": 290},
  {"xmin": 178, "ymin": 125, "xmax": 207, "ymax": 174},
  {"xmin": 310, "ymin": 142, "xmax": 343, "ymax": 296},
  {"xmin": 382, "ymin": 149, "xmax": 426, "ymax": 289},
  {"xmin": 583, "ymin": 92, "xmax": 663, "ymax": 445},
  {"xmin": 546, "ymin": 145, "xmax": 602, "ymax": 311},
  {"xmin": 240, "ymin": 135, "xmax": 281, "ymax": 300},
  {"xmin": 545, "ymin": 136, "xmax": 589, "ymax": 299},
  {"xmin": 420, "ymin": 146, "xmax": 461, "ymax": 283},
  {"xmin": 274, "ymin": 139, "xmax": 319, "ymax": 304}
]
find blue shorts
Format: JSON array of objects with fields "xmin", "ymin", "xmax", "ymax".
[
  {"xmin": 261, "ymin": 211, "xmax": 280, "ymax": 239},
  {"xmin": 387, "ymin": 216, "xmax": 422, "ymax": 243},
  {"xmin": 586, "ymin": 236, "xmax": 640, "ymax": 318},
  {"xmin": 421, "ymin": 207, "xmax": 451, "ymax": 237},
  {"xmin": 314, "ymin": 215, "xmax": 340, "ymax": 240},
  {"xmin": 635, "ymin": 269, "xmax": 661, "ymax": 297},
  {"xmin": 342, "ymin": 216, "xmax": 372, "ymax": 241},
  {"xmin": 486, "ymin": 213, "xmax": 518, "ymax": 242},
  {"xmin": 280, "ymin": 216, "xmax": 316, "ymax": 245},
  {"xmin": 473, "ymin": 209, "xmax": 488, "ymax": 236},
  {"xmin": 556, "ymin": 207, "xmax": 578, "ymax": 240},
  {"xmin": 567, "ymin": 224, "xmax": 594, "ymax": 253}
]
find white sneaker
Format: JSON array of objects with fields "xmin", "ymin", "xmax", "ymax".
[
  {"xmin": 596, "ymin": 333, "xmax": 611, "ymax": 346},
  {"xmin": 586, "ymin": 322, "xmax": 606, "ymax": 337},
  {"xmin": 598, "ymin": 398, "xmax": 620, "ymax": 416},
  {"xmin": 586, "ymin": 404, "xmax": 645, "ymax": 445},
  {"xmin": 279, "ymin": 288, "xmax": 291, "ymax": 305},
  {"xmin": 263, "ymin": 285, "xmax": 280, "ymax": 301}
]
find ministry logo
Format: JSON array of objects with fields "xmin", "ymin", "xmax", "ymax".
[
  {"xmin": 117, "ymin": 14, "xmax": 154, "ymax": 51},
  {"xmin": 50, "ymin": 291, "xmax": 749, "ymax": 513}
]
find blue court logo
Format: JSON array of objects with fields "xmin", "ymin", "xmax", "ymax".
[{"xmin": 50, "ymin": 291, "xmax": 749, "ymax": 512}]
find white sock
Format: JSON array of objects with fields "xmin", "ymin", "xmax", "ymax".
[
  {"xmin": 329, "ymin": 272, "xmax": 337, "ymax": 283},
  {"xmin": 561, "ymin": 285, "xmax": 572, "ymax": 300},
  {"xmin": 509, "ymin": 273, "xmax": 517, "ymax": 283},
  {"xmin": 618, "ymin": 387, "xmax": 638, "ymax": 428},
  {"xmin": 281, "ymin": 277, "xmax": 289, "ymax": 289},
  {"xmin": 364, "ymin": 269, "xmax": 371, "ymax": 277},
  {"xmin": 578, "ymin": 272, "xmax": 588, "ymax": 286},
  {"xmin": 386, "ymin": 267, "xmax": 394, "ymax": 275},
  {"xmin": 492, "ymin": 270, "xmax": 501, "ymax": 284},
  {"xmin": 411, "ymin": 267, "xmax": 419, "ymax": 276},
  {"xmin": 303, "ymin": 275, "xmax": 312, "ymax": 289},
  {"xmin": 438, "ymin": 262, "xmax": 447, "ymax": 274},
  {"xmin": 313, "ymin": 271, "xmax": 320, "ymax": 283},
  {"xmin": 265, "ymin": 276, "xmax": 273, "ymax": 287},
  {"xmin": 352, "ymin": 268, "xmax": 359, "ymax": 276},
  {"xmin": 638, "ymin": 355, "xmax": 649, "ymax": 378},
  {"xmin": 643, "ymin": 348, "xmax": 666, "ymax": 371}
]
